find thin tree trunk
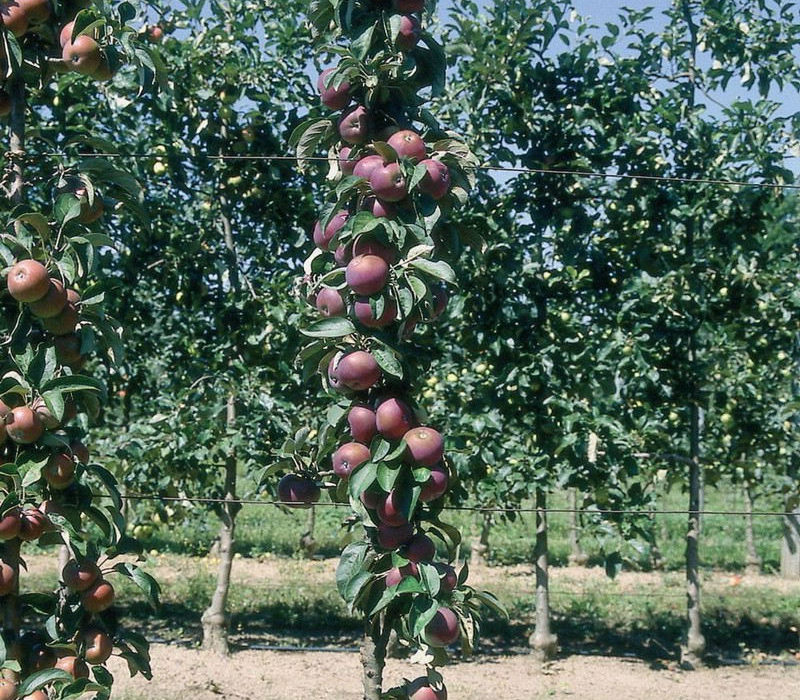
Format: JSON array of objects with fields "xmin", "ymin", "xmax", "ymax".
[
  {"xmin": 743, "ymin": 485, "xmax": 761, "ymax": 575},
  {"xmin": 299, "ymin": 505, "xmax": 317, "ymax": 558},
  {"xmin": 201, "ymin": 394, "xmax": 240, "ymax": 654},
  {"xmin": 682, "ymin": 400, "xmax": 706, "ymax": 667},
  {"xmin": 529, "ymin": 487, "xmax": 557, "ymax": 660},
  {"xmin": 567, "ymin": 488, "xmax": 587, "ymax": 566},
  {"xmin": 361, "ymin": 614, "xmax": 392, "ymax": 700},
  {"xmin": 2, "ymin": 73, "xmax": 26, "ymax": 653},
  {"xmin": 648, "ymin": 507, "xmax": 665, "ymax": 571},
  {"xmin": 780, "ymin": 506, "xmax": 800, "ymax": 578},
  {"xmin": 470, "ymin": 510, "xmax": 492, "ymax": 566}
]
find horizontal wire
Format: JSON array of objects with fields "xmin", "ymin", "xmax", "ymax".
[
  {"xmin": 34, "ymin": 151, "xmax": 800, "ymax": 191},
  {"xmin": 111, "ymin": 492, "xmax": 796, "ymax": 518}
]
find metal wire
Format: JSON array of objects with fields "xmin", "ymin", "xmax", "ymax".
[
  {"xmin": 112, "ymin": 492, "xmax": 796, "ymax": 518},
  {"xmin": 36, "ymin": 151, "xmax": 800, "ymax": 191}
]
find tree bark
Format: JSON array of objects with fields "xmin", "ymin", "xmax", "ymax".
[
  {"xmin": 743, "ymin": 485, "xmax": 761, "ymax": 575},
  {"xmin": 682, "ymin": 400, "xmax": 706, "ymax": 667},
  {"xmin": 201, "ymin": 394, "xmax": 241, "ymax": 654},
  {"xmin": 299, "ymin": 505, "xmax": 317, "ymax": 558},
  {"xmin": 780, "ymin": 506, "xmax": 800, "ymax": 578},
  {"xmin": 470, "ymin": 510, "xmax": 492, "ymax": 566},
  {"xmin": 529, "ymin": 487, "xmax": 557, "ymax": 660},
  {"xmin": 361, "ymin": 614, "xmax": 392, "ymax": 700},
  {"xmin": 567, "ymin": 488, "xmax": 588, "ymax": 566}
]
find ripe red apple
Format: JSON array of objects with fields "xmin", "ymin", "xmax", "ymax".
[
  {"xmin": 27, "ymin": 641, "xmax": 55, "ymax": 672},
  {"xmin": 403, "ymin": 532, "xmax": 435, "ymax": 562},
  {"xmin": 54, "ymin": 655, "xmax": 89, "ymax": 679},
  {"xmin": 7, "ymin": 260, "xmax": 49, "ymax": 302},
  {"xmin": 348, "ymin": 404, "xmax": 377, "ymax": 443},
  {"xmin": 59, "ymin": 20, "xmax": 75, "ymax": 47},
  {"xmin": 393, "ymin": 0, "xmax": 424, "ymax": 11},
  {"xmin": 376, "ymin": 522, "xmax": 414, "ymax": 549},
  {"xmin": 55, "ymin": 333, "xmax": 82, "ymax": 365},
  {"xmin": 352, "ymin": 236, "xmax": 398, "ymax": 264},
  {"xmin": 0, "ymin": 558, "xmax": 16, "ymax": 596},
  {"xmin": 147, "ymin": 24, "xmax": 164, "ymax": 43},
  {"xmin": 312, "ymin": 210, "xmax": 349, "ymax": 251},
  {"xmin": 6, "ymin": 406, "xmax": 44, "ymax": 444},
  {"xmin": 19, "ymin": 0, "xmax": 51, "ymax": 23},
  {"xmin": 387, "ymin": 129, "xmax": 426, "ymax": 162},
  {"xmin": 353, "ymin": 296, "xmax": 397, "ymax": 328},
  {"xmin": 338, "ymin": 105, "xmax": 369, "ymax": 144},
  {"xmin": 377, "ymin": 489, "xmax": 409, "ymax": 526},
  {"xmin": 346, "ymin": 255, "xmax": 389, "ymax": 295},
  {"xmin": 32, "ymin": 397, "xmax": 60, "ymax": 430},
  {"xmin": 334, "ymin": 243, "xmax": 352, "ymax": 266},
  {"xmin": 376, "ymin": 397, "xmax": 417, "ymax": 441},
  {"xmin": 363, "ymin": 196, "xmax": 397, "ymax": 219},
  {"xmin": 408, "ymin": 678, "xmax": 447, "ymax": 700},
  {"xmin": 66, "ymin": 288, "xmax": 81, "ymax": 305},
  {"xmin": 42, "ymin": 301, "xmax": 79, "ymax": 336},
  {"xmin": 404, "ymin": 427, "xmax": 444, "ymax": 466},
  {"xmin": 420, "ymin": 463, "xmax": 449, "ymax": 502},
  {"xmin": 0, "ymin": 679, "xmax": 17, "ymax": 700},
  {"xmin": 396, "ymin": 15, "xmax": 422, "ymax": 50},
  {"xmin": 71, "ymin": 440, "xmax": 90, "ymax": 464},
  {"xmin": 336, "ymin": 350, "xmax": 382, "ymax": 391},
  {"xmin": 62, "ymin": 559, "xmax": 101, "ymax": 592},
  {"xmin": 353, "ymin": 154, "xmax": 385, "ymax": 180},
  {"xmin": 424, "ymin": 606, "xmax": 460, "ymax": 647},
  {"xmin": 430, "ymin": 284, "xmax": 448, "ymax": 319},
  {"xmin": 434, "ymin": 562, "xmax": 458, "ymax": 592},
  {"xmin": 0, "ymin": 507, "xmax": 21, "ymax": 540},
  {"xmin": 81, "ymin": 579, "xmax": 115, "ymax": 613},
  {"xmin": 82, "ymin": 628, "xmax": 113, "ymax": 664},
  {"xmin": 22, "ymin": 690, "xmax": 48, "ymax": 700},
  {"xmin": 338, "ymin": 146, "xmax": 356, "ymax": 175},
  {"xmin": 318, "ymin": 68, "xmax": 351, "ymax": 110},
  {"xmin": 29, "ymin": 279, "xmax": 67, "ymax": 318},
  {"xmin": 385, "ymin": 561, "xmax": 418, "ymax": 587},
  {"xmin": 44, "ymin": 453, "xmax": 75, "ymax": 490},
  {"xmin": 277, "ymin": 474, "xmax": 320, "ymax": 508},
  {"xmin": 327, "ymin": 355, "xmax": 348, "ymax": 393},
  {"xmin": 359, "ymin": 489, "xmax": 381, "ymax": 510},
  {"xmin": 0, "ymin": 2, "xmax": 28, "ymax": 37},
  {"xmin": 18, "ymin": 508, "xmax": 50, "ymax": 541},
  {"xmin": 419, "ymin": 159, "xmax": 451, "ymax": 200},
  {"xmin": 76, "ymin": 192, "xmax": 104, "ymax": 224},
  {"xmin": 332, "ymin": 442, "xmax": 371, "ymax": 479},
  {"xmin": 369, "ymin": 162, "xmax": 408, "ymax": 202},
  {"xmin": 62, "ymin": 35, "xmax": 102, "ymax": 75},
  {"xmin": 315, "ymin": 287, "xmax": 346, "ymax": 317}
]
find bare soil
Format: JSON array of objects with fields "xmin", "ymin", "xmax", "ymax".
[{"xmin": 110, "ymin": 644, "xmax": 800, "ymax": 699}]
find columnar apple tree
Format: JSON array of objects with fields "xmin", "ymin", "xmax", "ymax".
[
  {"xmin": 0, "ymin": 3, "xmax": 158, "ymax": 699},
  {"xmin": 278, "ymin": 0, "xmax": 501, "ymax": 697}
]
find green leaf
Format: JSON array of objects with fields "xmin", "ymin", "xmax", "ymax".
[
  {"xmin": 348, "ymin": 461, "xmax": 377, "ymax": 500},
  {"xmin": 301, "ymin": 317, "xmax": 356, "ymax": 338},
  {"xmin": 16, "ymin": 669, "xmax": 73, "ymax": 697},
  {"xmin": 377, "ymin": 463, "xmax": 400, "ymax": 491},
  {"xmin": 409, "ymin": 258, "xmax": 456, "ymax": 284},
  {"xmin": 372, "ymin": 346, "xmax": 403, "ymax": 379}
]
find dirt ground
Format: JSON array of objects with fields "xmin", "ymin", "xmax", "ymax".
[{"xmin": 110, "ymin": 644, "xmax": 800, "ymax": 699}]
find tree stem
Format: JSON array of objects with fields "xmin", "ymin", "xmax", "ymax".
[
  {"xmin": 529, "ymin": 487, "xmax": 557, "ymax": 660},
  {"xmin": 361, "ymin": 614, "xmax": 391, "ymax": 700},
  {"xmin": 567, "ymin": 488, "xmax": 587, "ymax": 566},
  {"xmin": 743, "ymin": 485, "xmax": 761, "ymax": 575}
]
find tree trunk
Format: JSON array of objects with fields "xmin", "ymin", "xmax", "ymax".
[
  {"xmin": 648, "ymin": 507, "xmax": 665, "ymax": 571},
  {"xmin": 528, "ymin": 488, "xmax": 557, "ymax": 661},
  {"xmin": 743, "ymin": 485, "xmax": 761, "ymax": 575},
  {"xmin": 361, "ymin": 614, "xmax": 392, "ymax": 700},
  {"xmin": 299, "ymin": 505, "xmax": 317, "ymax": 558},
  {"xmin": 567, "ymin": 488, "xmax": 588, "ymax": 566},
  {"xmin": 201, "ymin": 394, "xmax": 240, "ymax": 654},
  {"xmin": 780, "ymin": 506, "xmax": 800, "ymax": 578},
  {"xmin": 682, "ymin": 401, "xmax": 706, "ymax": 668},
  {"xmin": 470, "ymin": 510, "xmax": 492, "ymax": 566}
]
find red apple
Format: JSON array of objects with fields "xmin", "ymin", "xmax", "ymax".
[
  {"xmin": 376, "ymin": 522, "xmax": 414, "ymax": 549},
  {"xmin": 42, "ymin": 302, "xmax": 79, "ymax": 336},
  {"xmin": 352, "ymin": 154, "xmax": 385, "ymax": 180},
  {"xmin": 385, "ymin": 561, "xmax": 418, "ymax": 587},
  {"xmin": 346, "ymin": 255, "xmax": 389, "ymax": 295},
  {"xmin": 430, "ymin": 284, "xmax": 448, "ymax": 319},
  {"xmin": 387, "ymin": 129, "xmax": 426, "ymax": 162},
  {"xmin": 337, "ymin": 350, "xmax": 382, "ymax": 391},
  {"xmin": 424, "ymin": 606, "xmax": 460, "ymax": 647},
  {"xmin": 364, "ymin": 196, "xmax": 397, "ymax": 219},
  {"xmin": 62, "ymin": 559, "xmax": 101, "ymax": 592},
  {"xmin": 59, "ymin": 20, "xmax": 75, "ymax": 47},
  {"xmin": 338, "ymin": 105, "xmax": 369, "ymax": 144},
  {"xmin": 19, "ymin": 0, "xmax": 51, "ymax": 25},
  {"xmin": 318, "ymin": 68, "xmax": 351, "ymax": 110},
  {"xmin": 369, "ymin": 162, "xmax": 408, "ymax": 202},
  {"xmin": 353, "ymin": 296, "xmax": 397, "ymax": 328},
  {"xmin": 404, "ymin": 427, "xmax": 444, "ymax": 466},
  {"xmin": 359, "ymin": 489, "xmax": 381, "ymax": 510},
  {"xmin": 0, "ymin": 679, "xmax": 17, "ymax": 700},
  {"xmin": 0, "ymin": 2, "xmax": 28, "ymax": 37},
  {"xmin": 420, "ymin": 463, "xmax": 449, "ymax": 502},
  {"xmin": 62, "ymin": 35, "xmax": 102, "ymax": 76},
  {"xmin": 6, "ymin": 406, "xmax": 44, "ymax": 444},
  {"xmin": 81, "ymin": 579, "xmax": 115, "ymax": 613},
  {"xmin": 147, "ymin": 25, "xmax": 164, "ymax": 43},
  {"xmin": 434, "ymin": 562, "xmax": 458, "ymax": 592},
  {"xmin": 348, "ymin": 404, "xmax": 377, "ymax": 443},
  {"xmin": 7, "ymin": 260, "xmax": 49, "ymax": 302},
  {"xmin": 377, "ymin": 489, "xmax": 409, "ymax": 526},
  {"xmin": 54, "ymin": 655, "xmax": 89, "ymax": 679},
  {"xmin": 408, "ymin": 678, "xmax": 447, "ymax": 700},
  {"xmin": 352, "ymin": 236, "xmax": 398, "ymax": 264},
  {"xmin": 82, "ymin": 628, "xmax": 113, "ymax": 664},
  {"xmin": 332, "ymin": 442, "xmax": 371, "ymax": 479},
  {"xmin": 376, "ymin": 397, "xmax": 417, "ymax": 441},
  {"xmin": 29, "ymin": 279, "xmax": 67, "ymax": 319},
  {"xmin": 55, "ymin": 333, "xmax": 83, "ymax": 366},
  {"xmin": 396, "ymin": 15, "xmax": 422, "ymax": 50},
  {"xmin": 277, "ymin": 474, "xmax": 320, "ymax": 508},
  {"xmin": 44, "ymin": 453, "xmax": 75, "ymax": 490},
  {"xmin": 403, "ymin": 532, "xmax": 435, "ymax": 562},
  {"xmin": 315, "ymin": 287, "xmax": 346, "ymax": 317},
  {"xmin": 19, "ymin": 508, "xmax": 50, "ymax": 541},
  {"xmin": 70, "ymin": 440, "xmax": 90, "ymax": 464},
  {"xmin": 32, "ymin": 396, "xmax": 60, "ymax": 430},
  {"xmin": 0, "ymin": 558, "xmax": 16, "ymax": 596},
  {"xmin": 312, "ymin": 210, "xmax": 349, "ymax": 251},
  {"xmin": 419, "ymin": 159, "xmax": 451, "ymax": 200},
  {"xmin": 334, "ymin": 243, "xmax": 352, "ymax": 266},
  {"xmin": 0, "ymin": 507, "xmax": 21, "ymax": 541},
  {"xmin": 338, "ymin": 146, "xmax": 356, "ymax": 175}
]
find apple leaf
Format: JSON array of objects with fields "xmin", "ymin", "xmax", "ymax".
[
  {"xmin": 15, "ymin": 669, "xmax": 73, "ymax": 698},
  {"xmin": 301, "ymin": 317, "xmax": 356, "ymax": 338},
  {"xmin": 372, "ymin": 346, "xmax": 403, "ymax": 379},
  {"xmin": 409, "ymin": 258, "xmax": 456, "ymax": 284}
]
